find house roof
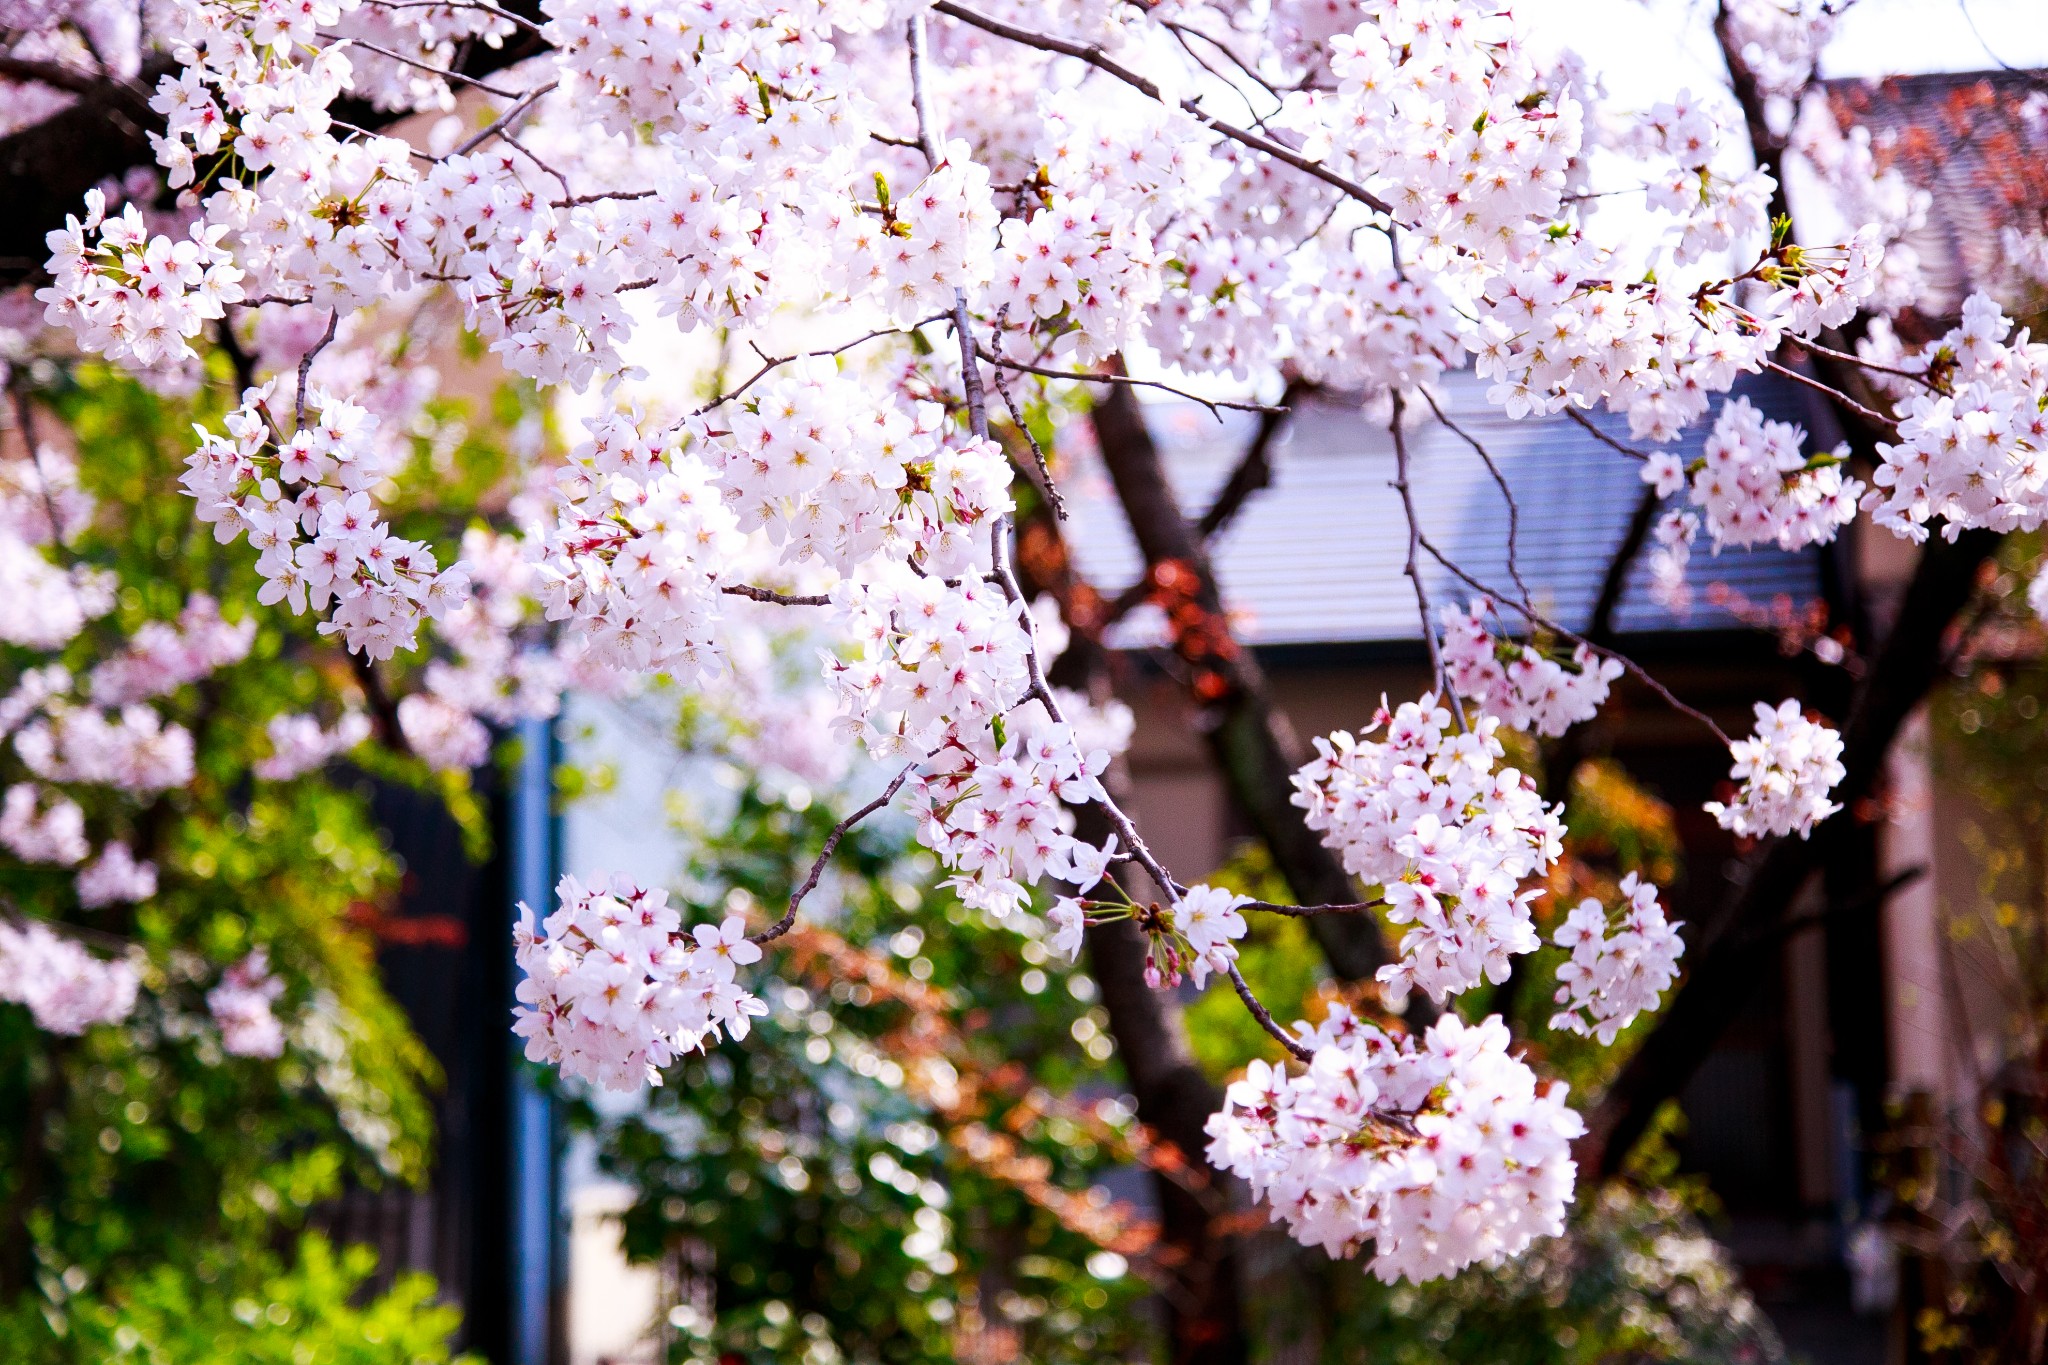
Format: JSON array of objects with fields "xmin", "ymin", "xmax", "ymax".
[
  {"xmin": 1826, "ymin": 69, "xmax": 2048, "ymax": 320},
  {"xmin": 1061, "ymin": 368, "xmax": 1825, "ymax": 651}
]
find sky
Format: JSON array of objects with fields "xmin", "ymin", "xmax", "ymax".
[{"xmin": 1517, "ymin": 0, "xmax": 2048, "ymax": 101}]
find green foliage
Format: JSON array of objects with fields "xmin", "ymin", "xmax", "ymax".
[
  {"xmin": 4, "ymin": 1233, "xmax": 472, "ymax": 1365},
  {"xmin": 1301, "ymin": 1181, "xmax": 1781, "ymax": 1365},
  {"xmin": 0, "ymin": 358, "xmax": 522, "ymax": 1355},
  {"xmin": 560, "ymin": 781, "xmax": 1154, "ymax": 1364}
]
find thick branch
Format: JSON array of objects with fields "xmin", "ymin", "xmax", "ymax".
[
  {"xmin": 1194, "ymin": 381, "xmax": 1302, "ymax": 540},
  {"xmin": 1088, "ymin": 382, "xmax": 1409, "ymax": 1000},
  {"xmin": 1579, "ymin": 528, "xmax": 1999, "ymax": 1176}
]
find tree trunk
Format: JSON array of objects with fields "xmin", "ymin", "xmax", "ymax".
[
  {"xmin": 1579, "ymin": 528, "xmax": 1997, "ymax": 1176},
  {"xmin": 1086, "ymin": 383, "xmax": 1399, "ymax": 990}
]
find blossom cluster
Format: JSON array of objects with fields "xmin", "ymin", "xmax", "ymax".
[
  {"xmin": 77, "ymin": 841, "xmax": 159, "ymax": 908},
  {"xmin": 1863, "ymin": 293, "xmax": 2048, "ymax": 541},
  {"xmin": 908, "ymin": 694, "xmax": 1120, "ymax": 923},
  {"xmin": 1655, "ymin": 396, "xmax": 1859, "ymax": 553},
  {"xmin": 0, "ymin": 918, "xmax": 139, "ymax": 1035},
  {"xmin": 38, "ymin": 189, "xmax": 243, "ymax": 368},
  {"xmin": 208, "ymin": 948, "xmax": 287, "ymax": 1058},
  {"xmin": 513, "ymin": 873, "xmax": 769, "ymax": 1091},
  {"xmin": 1439, "ymin": 600, "xmax": 1622, "ymax": 737},
  {"xmin": 88, "ymin": 593, "xmax": 256, "ymax": 704},
  {"xmin": 1205, "ymin": 1007, "xmax": 1583, "ymax": 1282},
  {"xmin": 182, "ymin": 383, "xmax": 468, "ymax": 660},
  {"xmin": 1549, "ymin": 873, "xmax": 1685, "ymax": 1045},
  {"xmin": 1705, "ymin": 699, "xmax": 1846, "ymax": 839},
  {"xmin": 1292, "ymin": 695, "xmax": 1563, "ymax": 1005},
  {"xmin": 256, "ymin": 711, "xmax": 373, "ymax": 780}
]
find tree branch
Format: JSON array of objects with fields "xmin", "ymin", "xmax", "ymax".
[{"xmin": 1579, "ymin": 527, "xmax": 2000, "ymax": 1177}]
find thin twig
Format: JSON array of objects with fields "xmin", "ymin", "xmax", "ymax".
[
  {"xmin": 976, "ymin": 347, "xmax": 1286, "ymax": 417},
  {"xmin": 751, "ymin": 764, "xmax": 918, "ymax": 945},
  {"xmin": 720, "ymin": 583, "xmax": 832, "ymax": 607},
  {"xmin": 686, "ymin": 320, "xmax": 941, "ymax": 419},
  {"xmin": 318, "ymin": 33, "xmax": 524, "ymax": 97},
  {"xmin": 359, "ymin": 0, "xmax": 546, "ymax": 37},
  {"xmin": 1760, "ymin": 358, "xmax": 1898, "ymax": 431},
  {"xmin": 988, "ymin": 344, "xmax": 1066, "ymax": 519},
  {"xmin": 1389, "ymin": 394, "xmax": 1448, "ymax": 694},
  {"xmin": 8, "ymin": 386, "xmax": 74, "ymax": 558},
  {"xmin": 1564, "ymin": 406, "xmax": 1652, "ymax": 462},
  {"xmin": 911, "ymin": 10, "xmax": 1188, "ymax": 917},
  {"xmin": 1422, "ymin": 389, "xmax": 1532, "ymax": 611},
  {"xmin": 1788, "ymin": 335, "xmax": 1936, "ymax": 388},
  {"xmin": 498, "ymin": 130, "xmax": 571, "ymax": 193},
  {"xmin": 1226, "ymin": 962, "xmax": 1313, "ymax": 1061},
  {"xmin": 931, "ymin": 0, "xmax": 1395, "ymax": 218}
]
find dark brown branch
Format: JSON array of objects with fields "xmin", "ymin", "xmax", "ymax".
[
  {"xmin": 0, "ymin": 54, "xmax": 132, "ymax": 97},
  {"xmin": 1588, "ymin": 486, "xmax": 1662, "ymax": 647},
  {"xmin": 1226, "ymin": 962, "xmax": 1313, "ymax": 1062},
  {"xmin": 1579, "ymin": 528, "xmax": 2001, "ymax": 1177},
  {"xmin": 1194, "ymin": 379, "xmax": 1303, "ymax": 540},
  {"xmin": 1242, "ymin": 898, "xmax": 1384, "ymax": 918},
  {"xmin": 719, "ymin": 584, "xmax": 831, "ymax": 607},
  {"xmin": 1760, "ymin": 357, "xmax": 1898, "ymax": 431},
  {"xmin": 1089, "ymin": 380, "xmax": 1416, "ymax": 1009},
  {"xmin": 750, "ymin": 763, "xmax": 915, "ymax": 946},
  {"xmin": 1564, "ymin": 406, "xmax": 1651, "ymax": 461},
  {"xmin": 931, "ymin": 0, "xmax": 1395, "ymax": 216}
]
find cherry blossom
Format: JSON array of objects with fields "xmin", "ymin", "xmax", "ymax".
[
  {"xmin": 1292, "ymin": 695, "xmax": 1564, "ymax": 1007},
  {"xmin": 76, "ymin": 841, "xmax": 159, "ymax": 908},
  {"xmin": 1205, "ymin": 1007, "xmax": 1583, "ymax": 1282},
  {"xmin": 1439, "ymin": 600, "xmax": 1622, "ymax": 738},
  {"xmin": 512, "ymin": 873, "xmax": 769, "ymax": 1091},
  {"xmin": 0, "ymin": 918, "xmax": 139, "ymax": 1035},
  {"xmin": 1706, "ymin": 699, "xmax": 1846, "ymax": 839},
  {"xmin": 1683, "ymin": 396, "xmax": 1859, "ymax": 553},
  {"xmin": 208, "ymin": 948, "xmax": 287, "ymax": 1058},
  {"xmin": 1549, "ymin": 873, "xmax": 1685, "ymax": 1045},
  {"xmin": 256, "ymin": 711, "xmax": 373, "ymax": 780}
]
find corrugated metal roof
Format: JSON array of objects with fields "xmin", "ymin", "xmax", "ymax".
[{"xmin": 1061, "ymin": 368, "xmax": 1825, "ymax": 649}]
